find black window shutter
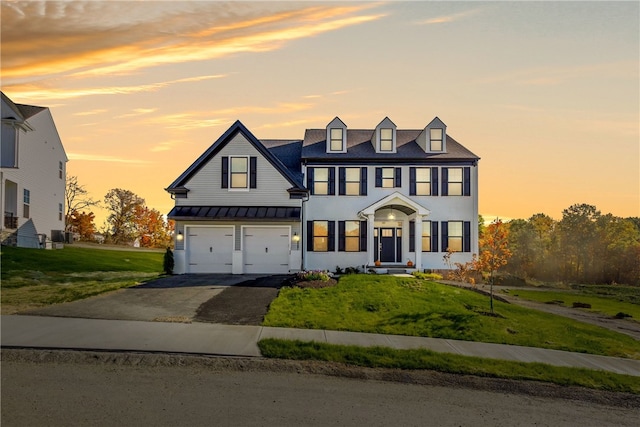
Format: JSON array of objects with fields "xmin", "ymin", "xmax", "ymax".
[
  {"xmin": 307, "ymin": 221, "xmax": 314, "ymax": 251},
  {"xmin": 409, "ymin": 221, "xmax": 415, "ymax": 252},
  {"xmin": 328, "ymin": 167, "xmax": 336, "ymax": 195},
  {"xmin": 221, "ymin": 157, "xmax": 229, "ymax": 188},
  {"xmin": 463, "ymin": 221, "xmax": 471, "ymax": 252},
  {"xmin": 409, "ymin": 167, "xmax": 416, "ymax": 196},
  {"xmin": 441, "ymin": 221, "xmax": 449, "ymax": 252},
  {"xmin": 360, "ymin": 220, "xmax": 367, "ymax": 252},
  {"xmin": 307, "ymin": 167, "xmax": 314, "ymax": 195},
  {"xmin": 431, "ymin": 221, "xmax": 439, "ymax": 253},
  {"xmin": 338, "ymin": 167, "xmax": 346, "ymax": 195},
  {"xmin": 463, "ymin": 167, "xmax": 471, "ymax": 196},
  {"xmin": 441, "ymin": 168, "xmax": 449, "ymax": 196},
  {"xmin": 431, "ymin": 167, "xmax": 439, "ymax": 196},
  {"xmin": 249, "ymin": 157, "xmax": 257, "ymax": 188},
  {"xmin": 328, "ymin": 221, "xmax": 336, "ymax": 251},
  {"xmin": 375, "ymin": 168, "xmax": 382, "ymax": 187},
  {"xmin": 338, "ymin": 221, "xmax": 346, "ymax": 251},
  {"xmin": 395, "ymin": 167, "xmax": 402, "ymax": 188},
  {"xmin": 360, "ymin": 167, "xmax": 367, "ymax": 195}
]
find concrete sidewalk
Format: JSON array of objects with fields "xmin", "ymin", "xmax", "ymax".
[{"xmin": 2, "ymin": 315, "xmax": 639, "ymax": 377}]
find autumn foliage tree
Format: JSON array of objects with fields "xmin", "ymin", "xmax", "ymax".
[
  {"xmin": 65, "ymin": 175, "xmax": 100, "ymax": 232},
  {"xmin": 66, "ymin": 210, "xmax": 97, "ymax": 241},
  {"xmin": 104, "ymin": 188, "xmax": 145, "ymax": 245},
  {"xmin": 476, "ymin": 219, "xmax": 512, "ymax": 313},
  {"xmin": 133, "ymin": 205, "xmax": 173, "ymax": 248}
]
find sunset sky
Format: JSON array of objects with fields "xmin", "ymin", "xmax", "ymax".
[{"xmin": 2, "ymin": 1, "xmax": 638, "ymax": 227}]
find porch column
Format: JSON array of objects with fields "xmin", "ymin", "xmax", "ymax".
[
  {"xmin": 414, "ymin": 214, "xmax": 423, "ymax": 270},
  {"xmin": 367, "ymin": 214, "xmax": 375, "ymax": 266}
]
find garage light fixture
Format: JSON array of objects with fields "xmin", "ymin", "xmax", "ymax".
[
  {"xmin": 177, "ymin": 230, "xmax": 184, "ymax": 241},
  {"xmin": 292, "ymin": 232, "xmax": 300, "ymax": 249}
]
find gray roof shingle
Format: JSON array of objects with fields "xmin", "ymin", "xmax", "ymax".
[{"xmin": 301, "ymin": 129, "xmax": 479, "ymax": 162}]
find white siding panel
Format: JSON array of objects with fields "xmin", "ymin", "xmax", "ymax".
[
  {"xmin": 1, "ymin": 108, "xmax": 67, "ymax": 243},
  {"xmin": 177, "ymin": 133, "xmax": 298, "ymax": 207}
]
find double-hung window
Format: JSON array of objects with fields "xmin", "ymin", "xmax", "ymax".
[
  {"xmin": 413, "ymin": 167, "xmax": 431, "ymax": 195},
  {"xmin": 447, "ymin": 221, "xmax": 463, "ymax": 252},
  {"xmin": 23, "ymin": 189, "xmax": 30, "ymax": 218},
  {"xmin": 222, "ymin": 156, "xmax": 257, "ymax": 189},
  {"xmin": 59, "ymin": 203, "xmax": 63, "ymax": 221},
  {"xmin": 307, "ymin": 220, "xmax": 336, "ymax": 252},
  {"xmin": 380, "ymin": 128, "xmax": 393, "ymax": 151},
  {"xmin": 313, "ymin": 168, "xmax": 329, "ymax": 195},
  {"xmin": 59, "ymin": 161, "xmax": 64, "ymax": 179},
  {"xmin": 344, "ymin": 221, "xmax": 360, "ymax": 251},
  {"xmin": 430, "ymin": 128, "xmax": 443, "ymax": 151},
  {"xmin": 330, "ymin": 128, "xmax": 343, "ymax": 151},
  {"xmin": 441, "ymin": 221, "xmax": 470, "ymax": 253},
  {"xmin": 230, "ymin": 157, "xmax": 248, "ymax": 189},
  {"xmin": 446, "ymin": 168, "xmax": 463, "ymax": 196},
  {"xmin": 375, "ymin": 167, "xmax": 400, "ymax": 188},
  {"xmin": 422, "ymin": 220, "xmax": 431, "ymax": 252}
]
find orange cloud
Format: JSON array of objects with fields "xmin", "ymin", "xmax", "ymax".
[
  {"xmin": 417, "ymin": 8, "xmax": 482, "ymax": 25},
  {"xmin": 1, "ymin": 2, "xmax": 386, "ymax": 83}
]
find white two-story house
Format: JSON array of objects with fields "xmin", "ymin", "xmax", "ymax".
[
  {"xmin": 1, "ymin": 92, "xmax": 68, "ymax": 248},
  {"xmin": 166, "ymin": 117, "xmax": 479, "ymax": 274}
]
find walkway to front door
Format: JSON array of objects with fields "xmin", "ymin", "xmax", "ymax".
[{"xmin": 374, "ymin": 227, "xmax": 402, "ymax": 263}]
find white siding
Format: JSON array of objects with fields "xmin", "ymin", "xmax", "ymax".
[
  {"xmin": 303, "ymin": 164, "xmax": 478, "ymax": 271},
  {"xmin": 1, "ymin": 108, "xmax": 67, "ymax": 244},
  {"xmin": 177, "ymin": 133, "xmax": 299, "ymax": 207}
]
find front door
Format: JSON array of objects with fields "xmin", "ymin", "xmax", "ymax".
[{"xmin": 379, "ymin": 228, "xmax": 398, "ymax": 262}]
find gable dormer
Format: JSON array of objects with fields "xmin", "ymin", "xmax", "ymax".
[
  {"xmin": 373, "ymin": 117, "xmax": 397, "ymax": 153},
  {"xmin": 325, "ymin": 117, "xmax": 347, "ymax": 154},
  {"xmin": 417, "ymin": 116, "xmax": 447, "ymax": 154}
]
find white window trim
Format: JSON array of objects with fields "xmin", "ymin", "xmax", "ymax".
[{"xmin": 228, "ymin": 155, "xmax": 250, "ymax": 192}]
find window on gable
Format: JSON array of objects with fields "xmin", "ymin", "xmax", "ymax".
[
  {"xmin": 330, "ymin": 128, "xmax": 344, "ymax": 151},
  {"xmin": 59, "ymin": 161, "xmax": 64, "ymax": 179},
  {"xmin": 380, "ymin": 128, "xmax": 393, "ymax": 151},
  {"xmin": 415, "ymin": 168, "xmax": 431, "ymax": 195},
  {"xmin": 430, "ymin": 128, "xmax": 443, "ymax": 151},
  {"xmin": 23, "ymin": 189, "xmax": 30, "ymax": 218},
  {"xmin": 230, "ymin": 157, "xmax": 248, "ymax": 189},
  {"xmin": 59, "ymin": 203, "xmax": 63, "ymax": 221}
]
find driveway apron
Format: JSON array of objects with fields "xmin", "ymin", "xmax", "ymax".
[{"xmin": 21, "ymin": 274, "xmax": 273, "ymax": 323}]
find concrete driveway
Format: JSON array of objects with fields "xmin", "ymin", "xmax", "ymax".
[{"xmin": 22, "ymin": 274, "xmax": 275, "ymax": 323}]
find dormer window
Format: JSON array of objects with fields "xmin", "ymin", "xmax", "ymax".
[
  {"xmin": 374, "ymin": 117, "xmax": 397, "ymax": 153},
  {"xmin": 430, "ymin": 128, "xmax": 443, "ymax": 151},
  {"xmin": 380, "ymin": 128, "xmax": 393, "ymax": 151},
  {"xmin": 330, "ymin": 128, "xmax": 344, "ymax": 151}
]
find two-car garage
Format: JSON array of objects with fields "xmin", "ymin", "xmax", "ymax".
[{"xmin": 185, "ymin": 225, "xmax": 291, "ymax": 274}]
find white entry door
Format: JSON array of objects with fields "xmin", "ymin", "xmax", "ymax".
[
  {"xmin": 243, "ymin": 227, "xmax": 290, "ymax": 274},
  {"xmin": 187, "ymin": 226, "xmax": 234, "ymax": 273}
]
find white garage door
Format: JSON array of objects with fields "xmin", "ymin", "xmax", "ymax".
[
  {"xmin": 243, "ymin": 227, "xmax": 290, "ymax": 274},
  {"xmin": 187, "ymin": 226, "xmax": 234, "ymax": 273}
]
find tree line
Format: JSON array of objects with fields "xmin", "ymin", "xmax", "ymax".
[
  {"xmin": 500, "ymin": 203, "xmax": 640, "ymax": 286},
  {"xmin": 65, "ymin": 176, "xmax": 173, "ymax": 248}
]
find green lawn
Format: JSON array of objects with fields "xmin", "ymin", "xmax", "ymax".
[
  {"xmin": 506, "ymin": 289, "xmax": 640, "ymax": 321},
  {"xmin": 258, "ymin": 339, "xmax": 640, "ymax": 394},
  {"xmin": 263, "ymin": 275, "xmax": 640, "ymax": 359},
  {"xmin": 1, "ymin": 245, "xmax": 163, "ymax": 313}
]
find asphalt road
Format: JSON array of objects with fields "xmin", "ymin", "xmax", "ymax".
[{"xmin": 2, "ymin": 351, "xmax": 639, "ymax": 427}]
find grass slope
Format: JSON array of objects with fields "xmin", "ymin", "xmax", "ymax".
[
  {"xmin": 507, "ymin": 289, "xmax": 640, "ymax": 321},
  {"xmin": 258, "ymin": 339, "xmax": 640, "ymax": 394},
  {"xmin": 263, "ymin": 275, "xmax": 640, "ymax": 359},
  {"xmin": 1, "ymin": 246, "xmax": 162, "ymax": 313}
]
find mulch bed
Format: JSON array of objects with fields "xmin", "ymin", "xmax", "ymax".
[{"xmin": 292, "ymin": 278, "xmax": 338, "ymax": 289}]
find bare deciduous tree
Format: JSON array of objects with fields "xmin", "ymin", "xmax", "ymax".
[{"xmin": 65, "ymin": 175, "xmax": 100, "ymax": 231}]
